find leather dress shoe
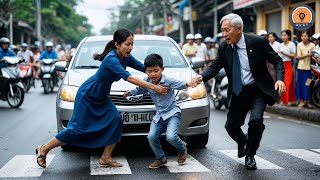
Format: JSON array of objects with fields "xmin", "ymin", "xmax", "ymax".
[
  {"xmin": 245, "ymin": 156, "xmax": 257, "ymax": 170},
  {"xmin": 238, "ymin": 134, "xmax": 248, "ymax": 158}
]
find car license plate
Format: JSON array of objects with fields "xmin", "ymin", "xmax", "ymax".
[{"xmin": 120, "ymin": 112, "xmax": 154, "ymax": 124}]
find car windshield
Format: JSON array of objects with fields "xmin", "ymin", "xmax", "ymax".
[{"xmin": 72, "ymin": 40, "xmax": 188, "ymax": 69}]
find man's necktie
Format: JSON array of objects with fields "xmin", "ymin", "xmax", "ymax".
[{"xmin": 232, "ymin": 45, "xmax": 242, "ymax": 95}]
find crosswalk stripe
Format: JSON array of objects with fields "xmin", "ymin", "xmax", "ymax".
[
  {"xmin": 279, "ymin": 149, "xmax": 320, "ymax": 166},
  {"xmin": 311, "ymin": 149, "xmax": 320, "ymax": 154},
  {"xmin": 166, "ymin": 154, "xmax": 211, "ymax": 173},
  {"xmin": 90, "ymin": 156, "xmax": 132, "ymax": 175},
  {"xmin": 0, "ymin": 155, "xmax": 55, "ymax": 178},
  {"xmin": 220, "ymin": 150, "xmax": 284, "ymax": 169}
]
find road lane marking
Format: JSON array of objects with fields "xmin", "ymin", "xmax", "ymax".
[
  {"xmin": 263, "ymin": 115, "xmax": 271, "ymax": 119},
  {"xmin": 311, "ymin": 149, "xmax": 320, "ymax": 153},
  {"xmin": 279, "ymin": 149, "xmax": 320, "ymax": 166},
  {"xmin": 90, "ymin": 156, "xmax": 131, "ymax": 175},
  {"xmin": 0, "ymin": 155, "xmax": 55, "ymax": 178},
  {"xmin": 166, "ymin": 154, "xmax": 210, "ymax": 173},
  {"xmin": 220, "ymin": 150, "xmax": 283, "ymax": 169}
]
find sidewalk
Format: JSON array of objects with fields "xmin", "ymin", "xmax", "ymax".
[{"xmin": 266, "ymin": 104, "xmax": 320, "ymax": 124}]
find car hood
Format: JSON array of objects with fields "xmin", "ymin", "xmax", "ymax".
[{"xmin": 67, "ymin": 67, "xmax": 195, "ymax": 91}]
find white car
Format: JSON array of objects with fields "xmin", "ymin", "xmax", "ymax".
[{"xmin": 55, "ymin": 35, "xmax": 210, "ymax": 149}]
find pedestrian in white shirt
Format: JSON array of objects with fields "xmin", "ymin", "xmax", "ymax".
[
  {"xmin": 267, "ymin": 32, "xmax": 281, "ymax": 81},
  {"xmin": 195, "ymin": 33, "xmax": 208, "ymax": 73}
]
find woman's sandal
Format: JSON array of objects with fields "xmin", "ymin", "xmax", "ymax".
[
  {"xmin": 36, "ymin": 145, "xmax": 47, "ymax": 168},
  {"xmin": 99, "ymin": 158, "xmax": 123, "ymax": 167}
]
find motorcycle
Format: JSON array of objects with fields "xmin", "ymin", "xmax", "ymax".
[
  {"xmin": 210, "ymin": 69, "xmax": 229, "ymax": 109},
  {"xmin": 309, "ymin": 49, "xmax": 320, "ymax": 108},
  {"xmin": 0, "ymin": 56, "xmax": 24, "ymax": 108},
  {"xmin": 19, "ymin": 61, "xmax": 34, "ymax": 92},
  {"xmin": 40, "ymin": 59, "xmax": 58, "ymax": 94}
]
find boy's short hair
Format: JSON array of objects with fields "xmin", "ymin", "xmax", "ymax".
[{"xmin": 144, "ymin": 54, "xmax": 163, "ymax": 68}]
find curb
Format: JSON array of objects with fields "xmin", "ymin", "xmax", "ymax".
[{"xmin": 265, "ymin": 105, "xmax": 320, "ymax": 124}]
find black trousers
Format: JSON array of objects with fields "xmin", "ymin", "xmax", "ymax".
[{"xmin": 225, "ymin": 84, "xmax": 266, "ymax": 157}]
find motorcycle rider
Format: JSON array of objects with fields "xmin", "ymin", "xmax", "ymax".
[
  {"xmin": 39, "ymin": 42, "xmax": 58, "ymax": 60},
  {"xmin": 18, "ymin": 43, "xmax": 34, "ymax": 63},
  {"xmin": 0, "ymin": 37, "xmax": 16, "ymax": 68}
]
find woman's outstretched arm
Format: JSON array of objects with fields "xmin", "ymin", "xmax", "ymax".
[{"xmin": 126, "ymin": 76, "xmax": 169, "ymax": 94}]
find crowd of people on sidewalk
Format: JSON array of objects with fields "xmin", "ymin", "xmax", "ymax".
[{"xmin": 180, "ymin": 29, "xmax": 320, "ymax": 109}]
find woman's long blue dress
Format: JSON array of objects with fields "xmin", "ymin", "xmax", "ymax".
[{"xmin": 55, "ymin": 49, "xmax": 145, "ymax": 148}]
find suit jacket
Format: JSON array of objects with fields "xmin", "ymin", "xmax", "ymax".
[{"xmin": 201, "ymin": 34, "xmax": 284, "ymax": 106}]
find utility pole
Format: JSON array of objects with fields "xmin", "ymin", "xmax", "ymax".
[
  {"xmin": 163, "ymin": 1, "xmax": 167, "ymax": 36},
  {"xmin": 9, "ymin": 13, "xmax": 13, "ymax": 43},
  {"xmin": 35, "ymin": 0, "xmax": 42, "ymax": 45},
  {"xmin": 213, "ymin": 0, "xmax": 218, "ymax": 37},
  {"xmin": 179, "ymin": 15, "xmax": 184, "ymax": 44},
  {"xmin": 141, "ymin": 15, "xmax": 145, "ymax": 34},
  {"xmin": 188, "ymin": 0, "xmax": 194, "ymax": 35}
]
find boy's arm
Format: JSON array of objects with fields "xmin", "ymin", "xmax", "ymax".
[
  {"xmin": 129, "ymin": 86, "xmax": 148, "ymax": 96},
  {"xmin": 167, "ymin": 77, "xmax": 191, "ymax": 90}
]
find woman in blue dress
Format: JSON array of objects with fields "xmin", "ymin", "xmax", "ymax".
[{"xmin": 36, "ymin": 29, "xmax": 169, "ymax": 168}]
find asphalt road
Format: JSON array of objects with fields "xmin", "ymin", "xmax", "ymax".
[{"xmin": 0, "ymin": 81, "xmax": 320, "ymax": 180}]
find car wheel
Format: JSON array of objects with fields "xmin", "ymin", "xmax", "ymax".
[{"xmin": 187, "ymin": 131, "xmax": 209, "ymax": 148}]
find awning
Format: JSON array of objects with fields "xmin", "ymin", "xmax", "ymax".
[{"xmin": 233, "ymin": 0, "xmax": 264, "ymax": 10}]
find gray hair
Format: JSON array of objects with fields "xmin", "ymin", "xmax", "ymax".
[{"xmin": 220, "ymin": 13, "xmax": 243, "ymax": 30}]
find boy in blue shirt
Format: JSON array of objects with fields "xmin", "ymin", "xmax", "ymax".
[{"xmin": 123, "ymin": 54, "xmax": 191, "ymax": 169}]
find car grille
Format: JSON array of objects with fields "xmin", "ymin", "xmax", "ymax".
[
  {"xmin": 122, "ymin": 123, "xmax": 151, "ymax": 133},
  {"xmin": 109, "ymin": 94, "xmax": 154, "ymax": 106}
]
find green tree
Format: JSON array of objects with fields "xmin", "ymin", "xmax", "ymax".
[{"xmin": 6, "ymin": 0, "xmax": 92, "ymax": 46}]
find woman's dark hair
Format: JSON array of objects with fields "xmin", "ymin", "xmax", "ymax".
[
  {"xmin": 281, "ymin": 29, "xmax": 292, "ymax": 41},
  {"xmin": 301, "ymin": 31, "xmax": 310, "ymax": 37},
  {"xmin": 268, "ymin": 32, "xmax": 278, "ymax": 40},
  {"xmin": 93, "ymin": 28, "xmax": 134, "ymax": 61},
  {"xmin": 144, "ymin": 54, "xmax": 163, "ymax": 68}
]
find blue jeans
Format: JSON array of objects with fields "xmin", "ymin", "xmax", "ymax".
[{"xmin": 147, "ymin": 112, "xmax": 186, "ymax": 160}]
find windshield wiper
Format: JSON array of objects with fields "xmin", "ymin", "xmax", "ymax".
[{"xmin": 75, "ymin": 65, "xmax": 99, "ymax": 69}]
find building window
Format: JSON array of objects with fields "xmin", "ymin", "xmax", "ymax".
[{"xmin": 266, "ymin": 11, "xmax": 282, "ymax": 36}]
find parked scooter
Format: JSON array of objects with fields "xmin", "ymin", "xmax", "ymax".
[
  {"xmin": 210, "ymin": 69, "xmax": 228, "ymax": 109},
  {"xmin": 19, "ymin": 61, "xmax": 34, "ymax": 92},
  {"xmin": 309, "ymin": 49, "xmax": 320, "ymax": 108},
  {"xmin": 40, "ymin": 59, "xmax": 58, "ymax": 94},
  {"xmin": 0, "ymin": 56, "xmax": 24, "ymax": 108}
]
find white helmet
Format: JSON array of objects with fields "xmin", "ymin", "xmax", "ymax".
[
  {"xmin": 186, "ymin": 34, "xmax": 194, "ymax": 40},
  {"xmin": 45, "ymin": 41, "xmax": 54, "ymax": 47},
  {"xmin": 194, "ymin": 33, "xmax": 202, "ymax": 39},
  {"xmin": 204, "ymin": 36, "xmax": 211, "ymax": 43},
  {"xmin": 258, "ymin": 30, "xmax": 268, "ymax": 36},
  {"xmin": 21, "ymin": 43, "xmax": 28, "ymax": 47}
]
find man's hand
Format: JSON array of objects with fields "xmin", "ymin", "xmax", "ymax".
[
  {"xmin": 190, "ymin": 75, "xmax": 203, "ymax": 87},
  {"xmin": 123, "ymin": 91, "xmax": 131, "ymax": 99},
  {"xmin": 274, "ymin": 80, "xmax": 286, "ymax": 96},
  {"xmin": 154, "ymin": 84, "xmax": 169, "ymax": 94}
]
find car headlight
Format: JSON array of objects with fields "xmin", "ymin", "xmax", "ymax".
[
  {"xmin": 59, "ymin": 85, "xmax": 79, "ymax": 102},
  {"xmin": 176, "ymin": 84, "xmax": 207, "ymax": 102}
]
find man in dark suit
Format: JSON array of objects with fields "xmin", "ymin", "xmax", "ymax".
[{"xmin": 191, "ymin": 13, "xmax": 286, "ymax": 170}]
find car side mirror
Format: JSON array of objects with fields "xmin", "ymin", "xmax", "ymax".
[
  {"xmin": 190, "ymin": 57, "xmax": 205, "ymax": 69},
  {"xmin": 55, "ymin": 61, "xmax": 67, "ymax": 72}
]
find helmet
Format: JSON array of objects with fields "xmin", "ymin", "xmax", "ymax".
[
  {"xmin": 258, "ymin": 30, "xmax": 268, "ymax": 36},
  {"xmin": 194, "ymin": 33, "xmax": 202, "ymax": 39},
  {"xmin": 186, "ymin": 34, "xmax": 194, "ymax": 40},
  {"xmin": 204, "ymin": 37, "xmax": 211, "ymax": 43},
  {"xmin": 0, "ymin": 37, "xmax": 10, "ymax": 45},
  {"xmin": 45, "ymin": 41, "xmax": 54, "ymax": 47},
  {"xmin": 210, "ymin": 38, "xmax": 217, "ymax": 43},
  {"xmin": 56, "ymin": 44, "xmax": 62, "ymax": 49},
  {"xmin": 21, "ymin": 43, "xmax": 28, "ymax": 47}
]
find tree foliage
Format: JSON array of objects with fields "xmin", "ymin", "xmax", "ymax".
[
  {"xmin": 100, "ymin": 0, "xmax": 163, "ymax": 35},
  {"xmin": 6, "ymin": 0, "xmax": 92, "ymax": 46}
]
